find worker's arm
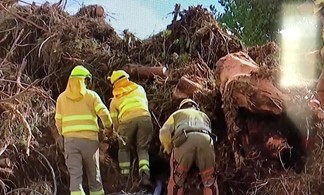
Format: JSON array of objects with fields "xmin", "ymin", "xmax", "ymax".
[
  {"xmin": 55, "ymin": 96, "xmax": 63, "ymax": 135},
  {"xmin": 93, "ymin": 93, "xmax": 112, "ymax": 129},
  {"xmin": 159, "ymin": 114, "xmax": 175, "ymax": 154},
  {"xmin": 55, "ymin": 96, "xmax": 64, "ymax": 151},
  {"xmin": 109, "ymin": 99, "xmax": 119, "ymax": 130}
]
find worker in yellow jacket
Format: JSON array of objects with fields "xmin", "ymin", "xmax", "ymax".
[
  {"xmin": 108, "ymin": 70, "xmax": 153, "ymax": 187},
  {"xmin": 159, "ymin": 98, "xmax": 218, "ymax": 195},
  {"xmin": 55, "ymin": 65, "xmax": 112, "ymax": 195}
]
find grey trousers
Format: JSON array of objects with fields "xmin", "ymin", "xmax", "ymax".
[{"xmin": 64, "ymin": 137, "xmax": 104, "ymax": 195}]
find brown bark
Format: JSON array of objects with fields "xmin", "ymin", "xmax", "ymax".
[
  {"xmin": 75, "ymin": 5, "xmax": 105, "ymax": 18},
  {"xmin": 0, "ymin": 158, "xmax": 11, "ymax": 168},
  {"xmin": 216, "ymin": 51, "xmax": 289, "ymax": 115},
  {"xmin": 95, "ymin": 6, "xmax": 105, "ymax": 18},
  {"xmin": 0, "ymin": 167, "xmax": 13, "ymax": 175},
  {"xmin": 1, "ymin": 0, "xmax": 18, "ymax": 7},
  {"xmin": 215, "ymin": 51, "xmax": 292, "ymax": 166},
  {"xmin": 215, "ymin": 51, "xmax": 258, "ymax": 93},
  {"xmin": 99, "ymin": 142, "xmax": 110, "ymax": 164},
  {"xmin": 122, "ymin": 63, "xmax": 169, "ymax": 80},
  {"xmin": 172, "ymin": 76, "xmax": 204, "ymax": 101},
  {"xmin": 230, "ymin": 76, "xmax": 289, "ymax": 115}
]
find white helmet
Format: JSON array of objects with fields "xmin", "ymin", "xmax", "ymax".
[{"xmin": 178, "ymin": 98, "xmax": 199, "ymax": 109}]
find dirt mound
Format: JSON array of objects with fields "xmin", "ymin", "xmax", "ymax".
[{"xmin": 0, "ymin": 1, "xmax": 322, "ymax": 195}]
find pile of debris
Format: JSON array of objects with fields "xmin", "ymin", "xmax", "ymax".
[
  {"xmin": 0, "ymin": 1, "xmax": 323, "ymax": 195},
  {"xmin": 0, "ymin": 58, "xmax": 63, "ymax": 195}
]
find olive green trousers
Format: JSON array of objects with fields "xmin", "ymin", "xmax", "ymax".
[{"xmin": 117, "ymin": 115, "xmax": 153, "ymax": 175}]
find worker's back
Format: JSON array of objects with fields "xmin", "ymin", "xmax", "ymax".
[
  {"xmin": 172, "ymin": 108, "xmax": 211, "ymax": 134},
  {"xmin": 110, "ymin": 84, "xmax": 150, "ymax": 121}
]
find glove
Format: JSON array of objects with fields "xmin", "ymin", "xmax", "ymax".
[
  {"xmin": 162, "ymin": 143, "xmax": 172, "ymax": 154},
  {"xmin": 160, "ymin": 133, "xmax": 172, "ymax": 154},
  {"xmin": 55, "ymin": 135, "xmax": 64, "ymax": 151}
]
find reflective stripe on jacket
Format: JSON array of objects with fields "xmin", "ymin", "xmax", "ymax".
[
  {"xmin": 55, "ymin": 89, "xmax": 112, "ymax": 137},
  {"xmin": 110, "ymin": 81, "xmax": 150, "ymax": 129},
  {"xmin": 159, "ymin": 108, "xmax": 211, "ymax": 149}
]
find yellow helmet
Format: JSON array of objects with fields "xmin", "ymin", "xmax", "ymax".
[
  {"xmin": 108, "ymin": 70, "xmax": 129, "ymax": 84},
  {"xmin": 70, "ymin": 65, "xmax": 92, "ymax": 78},
  {"xmin": 178, "ymin": 98, "xmax": 198, "ymax": 109}
]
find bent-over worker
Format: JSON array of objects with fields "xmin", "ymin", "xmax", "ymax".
[{"xmin": 159, "ymin": 98, "xmax": 219, "ymax": 195}]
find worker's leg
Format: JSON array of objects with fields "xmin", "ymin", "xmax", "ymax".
[
  {"xmin": 64, "ymin": 138, "xmax": 86, "ymax": 195},
  {"xmin": 118, "ymin": 120, "xmax": 136, "ymax": 175},
  {"xmin": 194, "ymin": 134, "xmax": 218, "ymax": 195},
  {"xmin": 136, "ymin": 116, "xmax": 153, "ymax": 186},
  {"xmin": 80, "ymin": 139, "xmax": 104, "ymax": 195},
  {"xmin": 136, "ymin": 116, "xmax": 153, "ymax": 175},
  {"xmin": 167, "ymin": 139, "xmax": 195, "ymax": 195}
]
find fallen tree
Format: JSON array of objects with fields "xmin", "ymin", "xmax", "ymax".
[{"xmin": 215, "ymin": 52, "xmax": 292, "ymax": 166}]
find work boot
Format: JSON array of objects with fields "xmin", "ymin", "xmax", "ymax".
[{"xmin": 139, "ymin": 172, "xmax": 152, "ymax": 188}]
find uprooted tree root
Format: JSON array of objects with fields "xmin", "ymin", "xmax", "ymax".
[{"xmin": 0, "ymin": 1, "xmax": 324, "ymax": 195}]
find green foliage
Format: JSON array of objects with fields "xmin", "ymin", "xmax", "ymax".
[
  {"xmin": 218, "ymin": 0, "xmax": 304, "ymax": 46},
  {"xmin": 162, "ymin": 29, "xmax": 172, "ymax": 38},
  {"xmin": 74, "ymin": 38, "xmax": 98, "ymax": 50}
]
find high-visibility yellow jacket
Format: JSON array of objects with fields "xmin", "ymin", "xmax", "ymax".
[
  {"xmin": 55, "ymin": 78, "xmax": 112, "ymax": 141},
  {"xmin": 159, "ymin": 107, "xmax": 211, "ymax": 152},
  {"xmin": 109, "ymin": 78, "xmax": 150, "ymax": 129}
]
